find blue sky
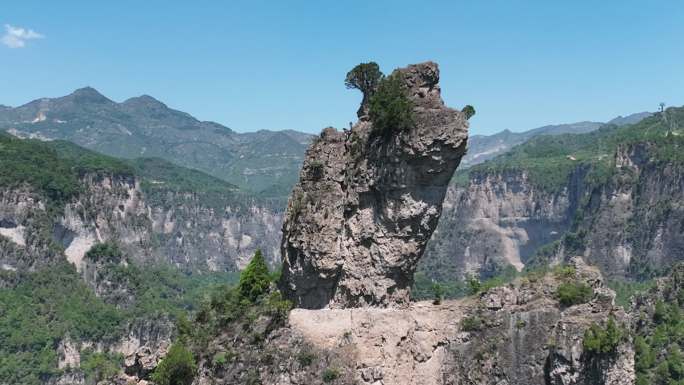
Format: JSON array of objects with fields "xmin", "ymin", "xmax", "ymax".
[{"xmin": 2, "ymin": 1, "xmax": 683, "ymax": 135}]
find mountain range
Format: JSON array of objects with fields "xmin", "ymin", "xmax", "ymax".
[
  {"xmin": 0, "ymin": 87, "xmax": 311, "ymax": 196},
  {"xmin": 461, "ymin": 112, "xmax": 652, "ymax": 167},
  {"xmin": 0, "ymin": 88, "xmax": 652, "ymax": 197}
]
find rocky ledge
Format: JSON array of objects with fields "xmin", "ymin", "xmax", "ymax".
[{"xmin": 193, "ymin": 257, "xmax": 633, "ymax": 385}]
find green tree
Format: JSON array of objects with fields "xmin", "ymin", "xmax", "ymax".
[
  {"xmin": 345, "ymin": 62, "xmax": 383, "ymax": 100},
  {"xmin": 238, "ymin": 250, "xmax": 271, "ymax": 302},
  {"xmin": 462, "ymin": 105, "xmax": 476, "ymax": 120},
  {"xmin": 84, "ymin": 242, "xmax": 124, "ymax": 264},
  {"xmin": 466, "ymin": 275, "xmax": 482, "ymax": 295},
  {"xmin": 583, "ymin": 316, "xmax": 622, "ymax": 354},
  {"xmin": 654, "ymin": 300, "xmax": 669, "ymax": 324},
  {"xmin": 151, "ymin": 342, "xmax": 196, "ymax": 385},
  {"xmin": 432, "ymin": 282, "xmax": 444, "ymax": 305},
  {"xmin": 556, "ymin": 281, "xmax": 593, "ymax": 306},
  {"xmin": 368, "ymin": 73, "xmax": 414, "ymax": 135}
]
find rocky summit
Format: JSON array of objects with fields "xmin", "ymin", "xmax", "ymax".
[{"xmin": 279, "ymin": 62, "xmax": 469, "ymax": 309}]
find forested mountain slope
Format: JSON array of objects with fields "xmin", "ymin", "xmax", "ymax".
[
  {"xmin": 0, "ymin": 88, "xmax": 311, "ymax": 195},
  {"xmin": 422, "ymin": 106, "xmax": 684, "ymax": 285}
]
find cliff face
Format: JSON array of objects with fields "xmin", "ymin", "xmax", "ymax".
[
  {"xmin": 424, "ymin": 169, "xmax": 579, "ymax": 280},
  {"xmin": 0, "ymin": 173, "xmax": 283, "ymax": 275},
  {"xmin": 279, "ymin": 62, "xmax": 469, "ymax": 308},
  {"xmin": 424, "ymin": 138, "xmax": 684, "ymax": 282}
]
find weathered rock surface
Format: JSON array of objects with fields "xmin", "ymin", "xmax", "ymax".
[
  {"xmin": 280, "ymin": 62, "xmax": 469, "ymax": 308},
  {"xmin": 194, "ymin": 257, "xmax": 634, "ymax": 385},
  {"xmin": 52, "ymin": 318, "xmax": 173, "ymax": 385},
  {"xmin": 424, "ymin": 140, "xmax": 684, "ymax": 282},
  {"xmin": 0, "ymin": 174, "xmax": 283, "ymax": 275}
]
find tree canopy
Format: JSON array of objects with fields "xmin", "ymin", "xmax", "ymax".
[
  {"xmin": 368, "ymin": 73, "xmax": 414, "ymax": 135},
  {"xmin": 345, "ymin": 62, "xmax": 383, "ymax": 98},
  {"xmin": 238, "ymin": 250, "xmax": 271, "ymax": 302}
]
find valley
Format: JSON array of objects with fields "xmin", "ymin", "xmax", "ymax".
[{"xmin": 0, "ymin": 64, "xmax": 680, "ymax": 385}]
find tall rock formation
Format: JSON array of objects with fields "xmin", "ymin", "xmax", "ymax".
[{"xmin": 280, "ymin": 62, "xmax": 469, "ymax": 308}]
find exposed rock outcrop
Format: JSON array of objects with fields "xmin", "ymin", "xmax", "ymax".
[
  {"xmin": 279, "ymin": 62, "xmax": 469, "ymax": 309},
  {"xmin": 193, "ymin": 257, "xmax": 634, "ymax": 385},
  {"xmin": 424, "ymin": 139, "xmax": 684, "ymax": 282},
  {"xmin": 0, "ymin": 174, "xmax": 283, "ymax": 275}
]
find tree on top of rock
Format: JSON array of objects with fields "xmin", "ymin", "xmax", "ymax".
[
  {"xmin": 345, "ymin": 62, "xmax": 384, "ymax": 117},
  {"xmin": 238, "ymin": 249, "xmax": 271, "ymax": 302},
  {"xmin": 368, "ymin": 72, "xmax": 414, "ymax": 135}
]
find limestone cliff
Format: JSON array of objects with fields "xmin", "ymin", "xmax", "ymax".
[
  {"xmin": 423, "ymin": 109, "xmax": 684, "ymax": 282},
  {"xmin": 280, "ymin": 62, "xmax": 469, "ymax": 308},
  {"xmin": 0, "ymin": 173, "xmax": 283, "ymax": 275}
]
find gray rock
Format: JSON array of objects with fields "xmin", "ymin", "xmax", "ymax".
[{"xmin": 279, "ymin": 62, "xmax": 469, "ymax": 308}]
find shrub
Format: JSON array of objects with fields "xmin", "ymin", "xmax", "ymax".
[
  {"xmin": 151, "ymin": 342, "xmax": 196, "ymax": 385},
  {"xmin": 462, "ymin": 105, "xmax": 476, "ymax": 119},
  {"xmin": 583, "ymin": 317, "xmax": 623, "ymax": 354},
  {"xmin": 553, "ymin": 265, "xmax": 576, "ymax": 280},
  {"xmin": 368, "ymin": 73, "xmax": 414, "ymax": 136},
  {"xmin": 297, "ymin": 350, "xmax": 316, "ymax": 367},
  {"xmin": 466, "ymin": 275, "xmax": 482, "ymax": 295},
  {"xmin": 265, "ymin": 291, "xmax": 292, "ymax": 325},
  {"xmin": 322, "ymin": 367, "xmax": 340, "ymax": 383},
  {"xmin": 84, "ymin": 242, "xmax": 124, "ymax": 264},
  {"xmin": 556, "ymin": 281, "xmax": 593, "ymax": 306},
  {"xmin": 80, "ymin": 349, "xmax": 122, "ymax": 383},
  {"xmin": 308, "ymin": 160, "xmax": 325, "ymax": 180},
  {"xmin": 461, "ymin": 316, "xmax": 483, "ymax": 332},
  {"xmin": 212, "ymin": 352, "xmax": 230, "ymax": 368},
  {"xmin": 238, "ymin": 250, "xmax": 271, "ymax": 303},
  {"xmin": 432, "ymin": 282, "xmax": 444, "ymax": 305}
]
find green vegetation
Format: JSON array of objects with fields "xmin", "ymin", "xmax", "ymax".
[
  {"xmin": 0, "ymin": 262, "xmax": 123, "ymax": 384},
  {"xmin": 211, "ymin": 351, "xmax": 228, "ymax": 368},
  {"xmin": 431, "ymin": 282, "xmax": 445, "ymax": 305},
  {"xmin": 0, "ymin": 134, "xmax": 83, "ymax": 210},
  {"xmin": 308, "ymin": 160, "xmax": 325, "ymax": 180},
  {"xmin": 583, "ymin": 317, "xmax": 623, "ymax": 354},
  {"xmin": 297, "ymin": 350, "xmax": 316, "ymax": 367},
  {"xmin": 80, "ymin": 349, "xmax": 123, "ymax": 384},
  {"xmin": 156, "ymin": 251, "xmax": 294, "ymax": 383},
  {"xmin": 151, "ymin": 342, "xmax": 197, "ymax": 385},
  {"xmin": 238, "ymin": 249, "xmax": 271, "ymax": 303},
  {"xmin": 84, "ymin": 242, "xmax": 124, "ymax": 264},
  {"xmin": 555, "ymin": 281, "xmax": 593, "ymax": 306},
  {"xmin": 344, "ymin": 62, "xmax": 383, "ymax": 99},
  {"xmin": 461, "ymin": 316, "xmax": 483, "ymax": 332},
  {"xmin": 607, "ymin": 279, "xmax": 655, "ymax": 309},
  {"xmin": 49, "ymin": 140, "xmax": 135, "ymax": 177},
  {"xmin": 368, "ymin": 72, "xmax": 414, "ymax": 136},
  {"xmin": 322, "ymin": 367, "xmax": 340, "ymax": 383},
  {"xmin": 0, "ymin": 242, "xmax": 238, "ymax": 385},
  {"xmin": 412, "ymin": 265, "xmax": 519, "ymax": 302},
  {"xmin": 462, "ymin": 105, "xmax": 476, "ymax": 120},
  {"xmin": 132, "ymin": 157, "xmax": 239, "ymax": 195},
  {"xmin": 634, "ymin": 291, "xmax": 684, "ymax": 385},
  {"xmin": 460, "ymin": 106, "xmax": 684, "ymax": 193}
]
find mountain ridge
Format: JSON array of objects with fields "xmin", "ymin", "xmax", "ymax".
[{"xmin": 0, "ymin": 88, "xmax": 312, "ymax": 195}]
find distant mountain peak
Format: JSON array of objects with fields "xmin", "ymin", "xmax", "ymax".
[
  {"xmin": 607, "ymin": 111, "xmax": 653, "ymax": 126},
  {"xmin": 123, "ymin": 94, "xmax": 167, "ymax": 109},
  {"xmin": 69, "ymin": 87, "xmax": 112, "ymax": 103}
]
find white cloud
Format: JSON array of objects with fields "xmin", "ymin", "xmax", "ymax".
[{"xmin": 2, "ymin": 24, "xmax": 44, "ymax": 48}]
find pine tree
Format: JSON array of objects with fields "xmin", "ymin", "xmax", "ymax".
[
  {"xmin": 238, "ymin": 250, "xmax": 271, "ymax": 302},
  {"xmin": 151, "ymin": 342, "xmax": 196, "ymax": 385}
]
